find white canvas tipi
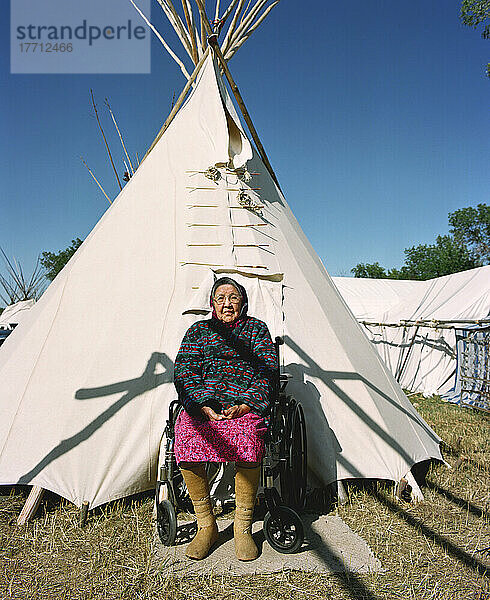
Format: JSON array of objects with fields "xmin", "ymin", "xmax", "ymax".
[
  {"xmin": 0, "ymin": 6, "xmax": 442, "ymax": 509},
  {"xmin": 0, "ymin": 299, "xmax": 35, "ymax": 329}
]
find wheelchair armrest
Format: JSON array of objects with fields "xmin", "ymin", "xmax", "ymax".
[{"xmin": 279, "ymin": 372, "xmax": 292, "ymax": 393}]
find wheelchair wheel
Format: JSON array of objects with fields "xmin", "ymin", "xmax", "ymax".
[
  {"xmin": 156, "ymin": 499, "xmax": 177, "ymax": 546},
  {"xmin": 280, "ymin": 400, "xmax": 307, "ymax": 510},
  {"xmin": 263, "ymin": 505, "xmax": 304, "ymax": 554}
]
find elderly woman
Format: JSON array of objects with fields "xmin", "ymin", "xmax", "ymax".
[{"xmin": 173, "ymin": 277, "xmax": 278, "ymax": 561}]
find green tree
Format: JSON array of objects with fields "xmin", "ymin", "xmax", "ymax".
[
  {"xmin": 393, "ymin": 235, "xmax": 480, "ymax": 280},
  {"xmin": 460, "ymin": 0, "xmax": 490, "ymax": 77},
  {"xmin": 40, "ymin": 238, "xmax": 83, "ymax": 282},
  {"xmin": 352, "ymin": 204, "xmax": 486, "ymax": 280},
  {"xmin": 350, "ymin": 262, "xmax": 388, "ymax": 278},
  {"xmin": 448, "ymin": 203, "xmax": 490, "ymax": 264}
]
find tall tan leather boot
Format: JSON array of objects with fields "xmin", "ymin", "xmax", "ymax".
[
  {"xmin": 180, "ymin": 464, "xmax": 218, "ymax": 560},
  {"xmin": 234, "ymin": 464, "xmax": 261, "ymax": 561}
]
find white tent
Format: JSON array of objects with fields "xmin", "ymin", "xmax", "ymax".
[
  {"xmin": 332, "ymin": 277, "xmax": 421, "ymax": 322},
  {"xmin": 0, "ymin": 299, "xmax": 35, "ymax": 330},
  {"xmin": 333, "ymin": 267, "xmax": 490, "ymax": 396},
  {"xmin": 0, "ymin": 4, "xmax": 442, "ymax": 510}
]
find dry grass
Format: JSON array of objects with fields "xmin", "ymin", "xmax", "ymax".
[{"xmin": 1, "ymin": 395, "xmax": 489, "ymax": 600}]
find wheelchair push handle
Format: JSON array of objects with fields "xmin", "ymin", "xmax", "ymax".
[
  {"xmin": 273, "ymin": 336, "xmax": 284, "ymax": 394},
  {"xmin": 274, "ymin": 335, "xmax": 284, "ymax": 352},
  {"xmin": 273, "ymin": 336, "xmax": 291, "ymax": 391}
]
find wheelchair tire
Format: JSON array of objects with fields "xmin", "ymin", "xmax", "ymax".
[
  {"xmin": 156, "ymin": 499, "xmax": 177, "ymax": 546},
  {"xmin": 263, "ymin": 505, "xmax": 304, "ymax": 554},
  {"xmin": 280, "ymin": 400, "xmax": 307, "ymax": 510}
]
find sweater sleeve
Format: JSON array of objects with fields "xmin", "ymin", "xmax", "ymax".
[
  {"xmin": 240, "ymin": 321, "xmax": 278, "ymax": 416},
  {"xmin": 174, "ymin": 324, "xmax": 215, "ymax": 416}
]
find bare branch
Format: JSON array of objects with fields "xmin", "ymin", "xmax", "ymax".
[{"xmin": 0, "ymin": 248, "xmax": 46, "ymax": 304}]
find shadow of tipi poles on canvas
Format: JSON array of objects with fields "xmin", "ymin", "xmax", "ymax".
[
  {"xmin": 19, "ymin": 352, "xmax": 174, "ymax": 484},
  {"xmin": 370, "ymin": 331, "xmax": 456, "ymax": 357},
  {"xmin": 283, "ymin": 335, "xmax": 440, "ymax": 464}
]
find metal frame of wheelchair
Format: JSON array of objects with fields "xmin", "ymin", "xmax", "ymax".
[{"xmin": 155, "ymin": 336, "xmax": 308, "ymax": 554}]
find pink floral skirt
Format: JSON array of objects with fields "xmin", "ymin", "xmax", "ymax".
[{"xmin": 174, "ymin": 410, "xmax": 267, "ymax": 463}]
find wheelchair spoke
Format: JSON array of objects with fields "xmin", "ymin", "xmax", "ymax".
[
  {"xmin": 268, "ymin": 518, "xmax": 299, "ymax": 544},
  {"xmin": 263, "ymin": 506, "xmax": 304, "ymax": 554}
]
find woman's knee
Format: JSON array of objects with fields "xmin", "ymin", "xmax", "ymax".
[{"xmin": 179, "ymin": 461, "xmax": 206, "ymax": 470}]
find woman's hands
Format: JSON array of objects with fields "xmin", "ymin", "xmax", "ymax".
[
  {"xmin": 200, "ymin": 406, "xmax": 226, "ymax": 421},
  {"xmin": 224, "ymin": 404, "xmax": 251, "ymax": 419},
  {"xmin": 200, "ymin": 403, "xmax": 251, "ymax": 421}
]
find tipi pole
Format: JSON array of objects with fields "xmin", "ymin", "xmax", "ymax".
[
  {"xmin": 396, "ymin": 325, "xmax": 420, "ymax": 384},
  {"xmin": 80, "ymin": 501, "xmax": 89, "ymax": 527},
  {"xmin": 128, "ymin": 0, "xmax": 191, "ymax": 79},
  {"xmin": 221, "ymin": 0, "xmax": 246, "ymax": 55},
  {"xmin": 194, "ymin": 0, "xmax": 282, "ymax": 191},
  {"xmin": 224, "ymin": 0, "xmax": 268, "ymax": 55},
  {"xmin": 200, "ymin": 0, "xmax": 207, "ymax": 51},
  {"xmin": 81, "ymin": 157, "xmax": 113, "ymax": 204},
  {"xmin": 182, "ymin": 0, "xmax": 199, "ymax": 64},
  {"xmin": 225, "ymin": 1, "xmax": 281, "ymax": 60},
  {"xmin": 105, "ymin": 98, "xmax": 135, "ymax": 175},
  {"xmin": 219, "ymin": 0, "xmax": 241, "ymax": 29},
  {"xmin": 17, "ymin": 486, "xmax": 45, "ymax": 525},
  {"xmin": 142, "ymin": 47, "xmax": 210, "ymax": 162},
  {"xmin": 156, "ymin": 0, "xmax": 194, "ymax": 61},
  {"xmin": 90, "ymin": 89, "xmax": 122, "ymax": 191}
]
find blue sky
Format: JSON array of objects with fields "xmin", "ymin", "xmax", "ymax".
[{"xmin": 1, "ymin": 0, "xmax": 488, "ymax": 298}]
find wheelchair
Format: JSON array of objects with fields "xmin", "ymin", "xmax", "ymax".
[{"xmin": 155, "ymin": 336, "xmax": 308, "ymax": 554}]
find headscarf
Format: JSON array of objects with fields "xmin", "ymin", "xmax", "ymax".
[{"xmin": 210, "ymin": 276, "xmax": 248, "ymax": 327}]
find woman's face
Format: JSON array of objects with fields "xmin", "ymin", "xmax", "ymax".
[{"xmin": 212, "ymin": 284, "xmax": 242, "ymax": 324}]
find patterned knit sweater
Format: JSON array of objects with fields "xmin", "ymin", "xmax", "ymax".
[{"xmin": 174, "ymin": 316, "xmax": 278, "ymax": 420}]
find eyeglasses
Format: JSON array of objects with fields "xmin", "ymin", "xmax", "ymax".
[{"xmin": 213, "ymin": 294, "xmax": 241, "ymax": 305}]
